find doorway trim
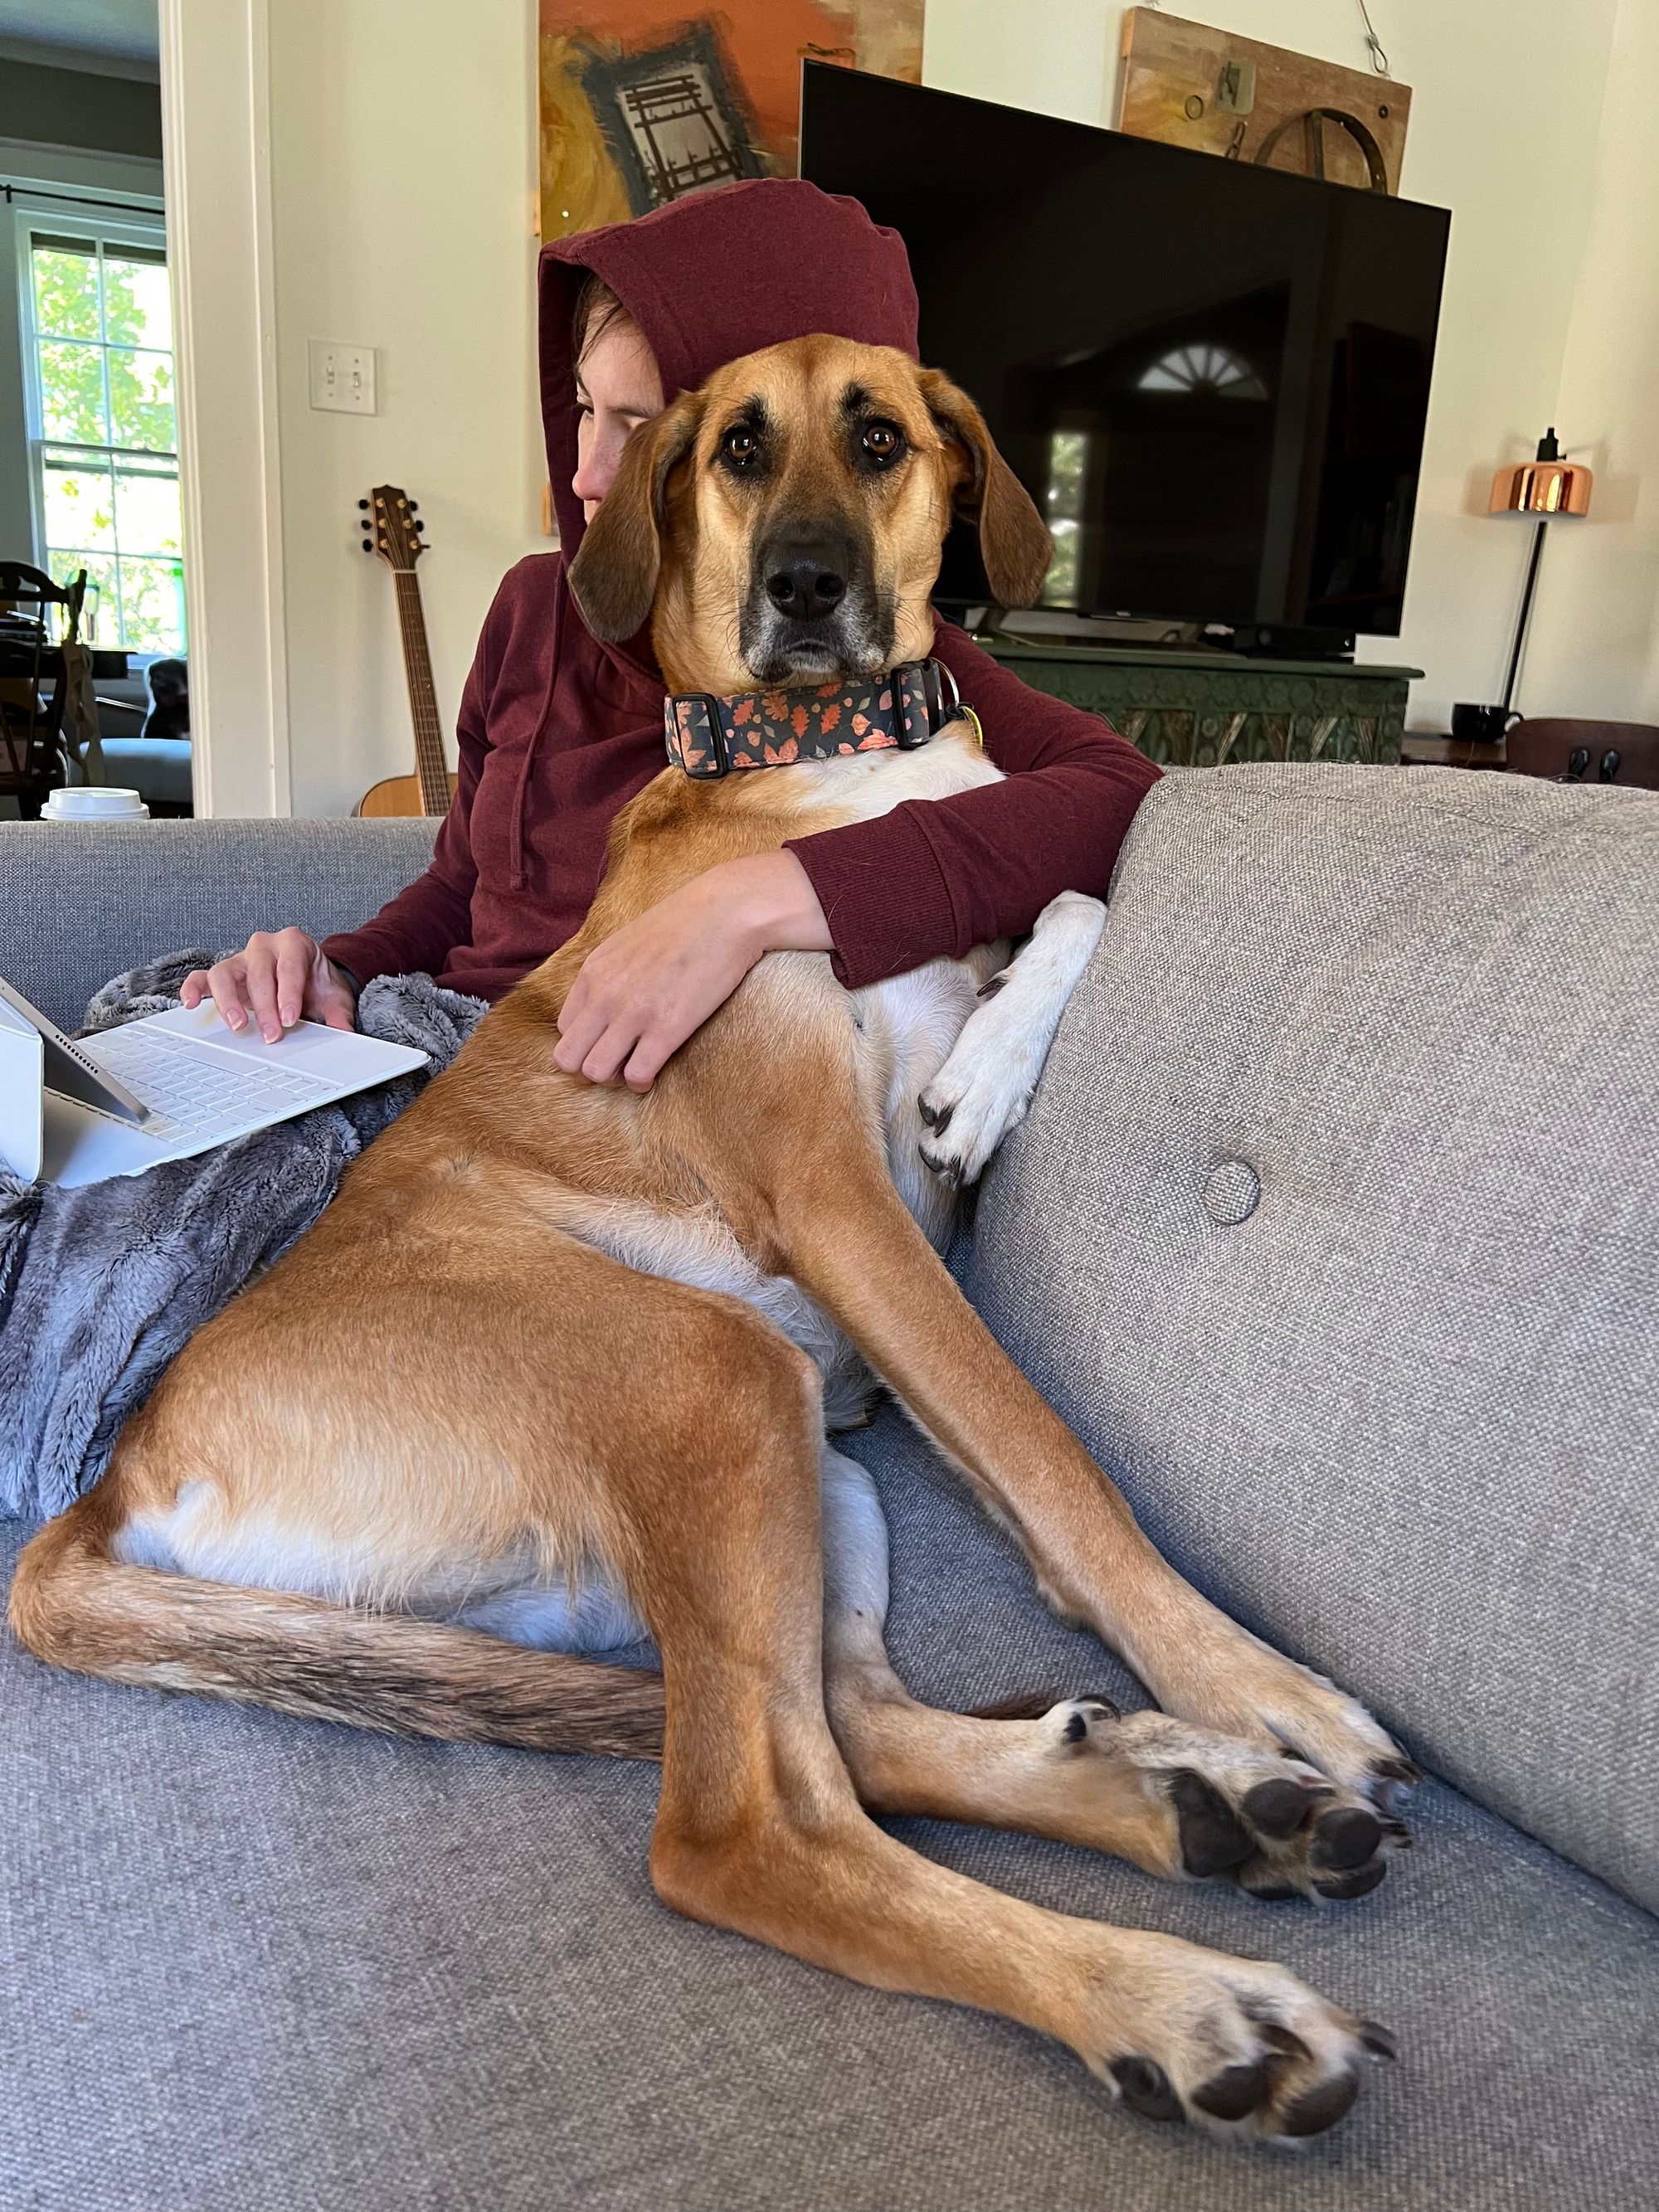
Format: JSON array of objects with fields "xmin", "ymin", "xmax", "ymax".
[{"xmin": 158, "ymin": 0, "xmax": 289, "ymax": 815}]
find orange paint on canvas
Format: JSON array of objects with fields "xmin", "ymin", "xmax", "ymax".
[{"xmin": 538, "ymin": 2, "xmax": 924, "ymax": 237}]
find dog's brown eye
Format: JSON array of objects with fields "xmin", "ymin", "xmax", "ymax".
[
  {"xmin": 722, "ymin": 425, "xmax": 760, "ymax": 467},
  {"xmin": 861, "ymin": 420, "xmax": 904, "ymax": 464}
]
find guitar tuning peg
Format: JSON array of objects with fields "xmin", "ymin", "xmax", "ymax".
[
  {"xmin": 409, "ymin": 503, "xmax": 420, "ymax": 514},
  {"xmin": 361, "ymin": 537, "xmax": 372, "ymax": 552},
  {"xmin": 358, "ymin": 498, "xmax": 369, "ymax": 510}
]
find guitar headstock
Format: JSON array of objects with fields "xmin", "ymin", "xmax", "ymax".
[{"xmin": 358, "ymin": 484, "xmax": 426, "ymax": 571}]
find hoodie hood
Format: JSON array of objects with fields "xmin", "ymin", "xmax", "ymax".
[
  {"xmin": 324, "ymin": 179, "xmax": 1159, "ymax": 1013},
  {"xmin": 538, "ymin": 178, "xmax": 920, "ymax": 574}
]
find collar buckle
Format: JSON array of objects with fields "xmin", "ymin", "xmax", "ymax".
[
  {"xmin": 891, "ymin": 659, "xmax": 942, "ymax": 749},
  {"xmin": 666, "ymin": 695, "xmax": 728, "ymax": 778}
]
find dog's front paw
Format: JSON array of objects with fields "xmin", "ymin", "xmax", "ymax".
[
  {"xmin": 917, "ymin": 994, "xmax": 1041, "ymax": 1189},
  {"xmin": 1093, "ymin": 1704, "xmax": 1412, "ymax": 1901},
  {"xmin": 1078, "ymin": 1929, "xmax": 1396, "ymax": 2141},
  {"xmin": 917, "ymin": 890, "xmax": 1104, "ymax": 1189},
  {"xmin": 1155, "ymin": 1626, "xmax": 1418, "ymax": 1815}
]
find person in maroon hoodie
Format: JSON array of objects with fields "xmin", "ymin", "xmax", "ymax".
[{"xmin": 182, "ymin": 181, "xmax": 1160, "ymax": 1093}]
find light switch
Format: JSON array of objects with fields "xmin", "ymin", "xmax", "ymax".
[{"xmin": 308, "ymin": 340, "xmax": 377, "ymax": 415}]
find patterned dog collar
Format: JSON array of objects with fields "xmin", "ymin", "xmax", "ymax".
[{"xmin": 664, "ymin": 657, "xmax": 966, "ymax": 780}]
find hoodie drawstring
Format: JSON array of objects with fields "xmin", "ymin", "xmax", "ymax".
[{"xmin": 509, "ymin": 563, "xmax": 566, "ymax": 892}]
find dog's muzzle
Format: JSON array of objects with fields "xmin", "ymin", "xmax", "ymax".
[{"xmin": 741, "ymin": 524, "xmax": 891, "ymax": 686}]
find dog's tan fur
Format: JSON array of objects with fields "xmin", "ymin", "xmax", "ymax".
[{"xmin": 10, "ymin": 338, "xmax": 1406, "ymax": 2139}]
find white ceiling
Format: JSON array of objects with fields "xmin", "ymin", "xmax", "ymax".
[{"xmin": 0, "ymin": 0, "xmax": 158, "ymax": 67}]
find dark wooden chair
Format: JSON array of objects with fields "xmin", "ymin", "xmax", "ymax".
[
  {"xmin": 0, "ymin": 562, "xmax": 85, "ymax": 818},
  {"xmin": 1506, "ymin": 717, "xmax": 1659, "ymax": 790}
]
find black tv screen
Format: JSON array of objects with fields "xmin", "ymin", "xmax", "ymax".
[{"xmin": 799, "ymin": 64, "xmax": 1450, "ymax": 640}]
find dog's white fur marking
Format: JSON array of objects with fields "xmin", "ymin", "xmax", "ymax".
[
  {"xmin": 819, "ymin": 1443, "xmax": 892, "ymax": 1646},
  {"xmin": 774, "ymin": 718, "xmax": 1003, "ymax": 815},
  {"xmin": 450, "ymin": 1573, "xmax": 647, "ymax": 1653},
  {"xmin": 114, "ymin": 1480, "xmax": 397, "ymax": 1601},
  {"xmin": 917, "ymin": 890, "xmax": 1107, "ymax": 1187}
]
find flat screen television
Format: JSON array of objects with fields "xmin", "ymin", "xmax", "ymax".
[{"xmin": 798, "ymin": 63, "xmax": 1451, "ymax": 649}]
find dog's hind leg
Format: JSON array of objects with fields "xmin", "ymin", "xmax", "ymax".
[
  {"xmin": 630, "ymin": 1325, "xmax": 1390, "ymax": 2142},
  {"xmin": 817, "ymin": 1448, "xmax": 1403, "ymax": 1903}
]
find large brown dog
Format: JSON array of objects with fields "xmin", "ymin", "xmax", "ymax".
[{"xmin": 12, "ymin": 337, "xmax": 1410, "ymax": 2142}]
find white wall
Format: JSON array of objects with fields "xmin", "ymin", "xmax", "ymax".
[
  {"xmin": 266, "ymin": 0, "xmax": 545, "ymax": 819},
  {"xmin": 1521, "ymin": 0, "xmax": 1659, "ymax": 724},
  {"xmin": 246, "ymin": 0, "xmax": 1651, "ymax": 814},
  {"xmin": 923, "ymin": 0, "xmax": 1637, "ymax": 727}
]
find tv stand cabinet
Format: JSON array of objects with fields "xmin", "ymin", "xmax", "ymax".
[{"xmin": 973, "ymin": 639, "xmax": 1418, "ymax": 768}]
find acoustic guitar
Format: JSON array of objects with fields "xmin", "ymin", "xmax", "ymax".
[{"xmin": 356, "ymin": 484, "xmax": 457, "ymax": 818}]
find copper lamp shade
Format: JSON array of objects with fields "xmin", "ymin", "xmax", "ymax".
[
  {"xmin": 1487, "ymin": 429, "xmax": 1593, "ymax": 716},
  {"xmin": 1489, "ymin": 428, "xmax": 1593, "ymax": 517}
]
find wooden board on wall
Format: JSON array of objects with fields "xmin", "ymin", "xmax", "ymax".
[{"xmin": 1115, "ymin": 9, "xmax": 1411, "ymax": 196}]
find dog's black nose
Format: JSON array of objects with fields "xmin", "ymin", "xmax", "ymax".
[{"xmin": 764, "ymin": 545, "xmax": 848, "ymax": 622}]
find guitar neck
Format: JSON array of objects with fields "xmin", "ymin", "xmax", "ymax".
[{"xmin": 392, "ymin": 570, "xmax": 450, "ymax": 814}]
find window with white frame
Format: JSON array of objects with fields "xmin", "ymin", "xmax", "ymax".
[{"xmin": 20, "ymin": 215, "xmax": 185, "ymax": 654}]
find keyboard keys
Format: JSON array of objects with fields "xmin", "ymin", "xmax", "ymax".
[{"xmin": 83, "ymin": 1028, "xmax": 338, "ymax": 1144}]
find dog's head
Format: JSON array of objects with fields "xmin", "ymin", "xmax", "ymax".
[{"xmin": 567, "ymin": 335, "xmax": 1050, "ymax": 693}]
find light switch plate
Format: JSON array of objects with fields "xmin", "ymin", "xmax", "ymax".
[{"xmin": 308, "ymin": 340, "xmax": 377, "ymax": 415}]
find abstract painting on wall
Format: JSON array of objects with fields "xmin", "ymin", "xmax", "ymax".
[{"xmin": 538, "ymin": 2, "xmax": 926, "ymax": 241}]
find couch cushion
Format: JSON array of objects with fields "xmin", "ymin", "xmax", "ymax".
[
  {"xmin": 961, "ymin": 761, "xmax": 1659, "ymax": 1909},
  {"xmin": 0, "ymin": 818, "xmax": 438, "ymax": 1032},
  {"xmin": 3, "ymin": 1405, "xmax": 1657, "ymax": 2212}
]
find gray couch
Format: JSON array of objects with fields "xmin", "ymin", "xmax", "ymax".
[{"xmin": 2, "ymin": 762, "xmax": 1656, "ymax": 2212}]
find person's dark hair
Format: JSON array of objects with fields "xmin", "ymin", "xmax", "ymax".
[{"xmin": 572, "ymin": 271, "xmax": 629, "ymax": 364}]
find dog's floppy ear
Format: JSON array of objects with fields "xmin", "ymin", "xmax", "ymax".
[
  {"xmin": 917, "ymin": 368, "xmax": 1052, "ymax": 610},
  {"xmin": 567, "ymin": 391, "xmax": 704, "ymax": 641}
]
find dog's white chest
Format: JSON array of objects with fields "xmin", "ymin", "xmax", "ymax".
[{"xmin": 776, "ymin": 718, "xmax": 1004, "ymax": 819}]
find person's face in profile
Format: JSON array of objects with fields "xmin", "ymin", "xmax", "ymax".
[{"xmin": 572, "ymin": 311, "xmax": 665, "ymax": 525}]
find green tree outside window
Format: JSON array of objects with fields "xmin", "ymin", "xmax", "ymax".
[{"xmin": 30, "ymin": 233, "xmax": 185, "ymax": 654}]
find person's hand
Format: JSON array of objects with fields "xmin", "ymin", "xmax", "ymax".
[
  {"xmin": 180, "ymin": 929, "xmax": 358, "ymax": 1041},
  {"xmin": 554, "ymin": 850, "xmax": 832, "ymax": 1091}
]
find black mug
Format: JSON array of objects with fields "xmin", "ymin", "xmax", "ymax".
[{"xmin": 1451, "ymin": 702, "xmax": 1520, "ymax": 743}]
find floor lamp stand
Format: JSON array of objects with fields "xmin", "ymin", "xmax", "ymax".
[{"xmin": 1500, "ymin": 517, "xmax": 1549, "ymax": 717}]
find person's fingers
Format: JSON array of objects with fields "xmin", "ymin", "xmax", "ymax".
[
  {"xmin": 554, "ymin": 965, "xmax": 596, "ymax": 1041},
  {"xmin": 241, "ymin": 935, "xmax": 283, "ymax": 1043},
  {"xmin": 274, "ymin": 931, "xmax": 315, "ymax": 1029},
  {"xmin": 579, "ymin": 1021, "xmax": 642, "ymax": 1087},
  {"xmin": 620, "ymin": 1031, "xmax": 672, "ymax": 1092},
  {"xmin": 178, "ymin": 969, "xmax": 209, "ymax": 1009},
  {"xmin": 206, "ymin": 957, "xmax": 251, "ymax": 1033},
  {"xmin": 552, "ymin": 989, "xmax": 610, "ymax": 1073}
]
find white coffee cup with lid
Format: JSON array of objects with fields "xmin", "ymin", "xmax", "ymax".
[{"xmin": 39, "ymin": 787, "xmax": 150, "ymax": 822}]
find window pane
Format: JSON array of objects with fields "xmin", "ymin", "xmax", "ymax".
[
  {"xmin": 48, "ymin": 552, "xmax": 117, "ymax": 644},
  {"xmin": 104, "ymin": 255, "xmax": 173, "ymax": 353},
  {"xmin": 117, "ymin": 557, "xmax": 187, "ymax": 653},
  {"xmin": 107, "ymin": 348, "xmax": 174, "ymax": 452},
  {"xmin": 32, "ymin": 243, "xmax": 100, "ymax": 341},
  {"xmin": 112, "ymin": 456, "xmax": 182, "ymax": 556},
  {"xmin": 1040, "ymin": 429, "xmax": 1087, "ymax": 609},
  {"xmin": 39, "ymin": 339, "xmax": 109, "ymax": 444},
  {"xmin": 42, "ymin": 449, "xmax": 116, "ymax": 552}
]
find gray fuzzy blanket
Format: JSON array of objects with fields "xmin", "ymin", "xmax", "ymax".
[{"xmin": 0, "ymin": 952, "xmax": 485, "ymax": 1521}]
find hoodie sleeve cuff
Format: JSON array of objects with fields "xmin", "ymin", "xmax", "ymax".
[
  {"xmin": 319, "ymin": 929, "xmax": 404, "ymax": 994},
  {"xmin": 785, "ymin": 808, "xmax": 961, "ymax": 990}
]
